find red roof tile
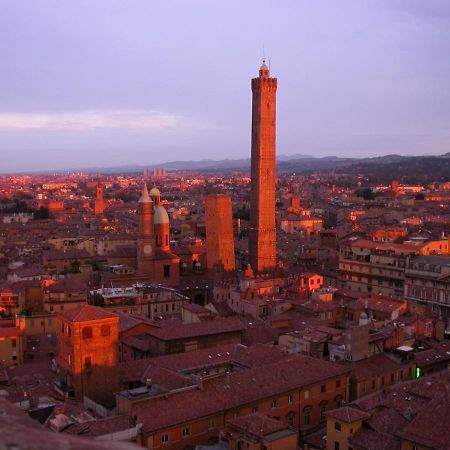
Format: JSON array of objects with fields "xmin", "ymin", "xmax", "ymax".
[{"xmin": 58, "ymin": 304, "xmax": 118, "ymax": 322}]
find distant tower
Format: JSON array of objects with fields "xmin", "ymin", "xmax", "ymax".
[
  {"xmin": 205, "ymin": 194, "xmax": 235, "ymax": 272},
  {"xmin": 94, "ymin": 178, "xmax": 105, "ymax": 215},
  {"xmin": 391, "ymin": 180, "xmax": 399, "ymax": 194},
  {"xmin": 137, "ymin": 184, "xmax": 155, "ymax": 277},
  {"xmin": 249, "ymin": 61, "xmax": 277, "ymax": 273}
]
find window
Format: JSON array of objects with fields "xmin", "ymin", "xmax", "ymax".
[
  {"xmin": 164, "ymin": 265, "xmax": 171, "ymax": 278},
  {"xmin": 334, "ymin": 442, "xmax": 340, "ymax": 450},
  {"xmin": 321, "ymin": 384, "xmax": 326, "ymax": 393},
  {"xmin": 371, "ymin": 379, "xmax": 376, "ymax": 390},
  {"xmin": 336, "ymin": 379, "xmax": 341, "ymax": 388},
  {"xmin": 271, "ymin": 399, "xmax": 277, "ymax": 409},
  {"xmin": 252, "ymin": 406, "xmax": 258, "ymax": 413},
  {"xmin": 11, "ymin": 339, "xmax": 16, "ymax": 348},
  {"xmin": 61, "ymin": 323, "xmax": 65, "ymax": 333},
  {"xmin": 304, "ymin": 390, "xmax": 310, "ymax": 400},
  {"xmin": 335, "ymin": 422, "xmax": 341, "ymax": 431},
  {"xmin": 182, "ymin": 427, "xmax": 190, "ymax": 437},
  {"xmin": 362, "ymin": 383, "xmax": 366, "ymax": 395},
  {"xmin": 288, "ymin": 394, "xmax": 293, "ymax": 404},
  {"xmin": 287, "ymin": 411, "xmax": 295, "ymax": 427},
  {"xmin": 85, "ymin": 356, "xmax": 92, "ymax": 370},
  {"xmin": 100, "ymin": 324, "xmax": 110, "ymax": 336},
  {"xmin": 208, "ymin": 419, "xmax": 216, "ymax": 429},
  {"xmin": 82, "ymin": 326, "xmax": 93, "ymax": 339},
  {"xmin": 303, "ymin": 406, "xmax": 312, "ymax": 426},
  {"xmin": 68, "ymin": 354, "xmax": 72, "ymax": 365},
  {"xmin": 161, "ymin": 434, "xmax": 169, "ymax": 444},
  {"xmin": 391, "ymin": 373, "xmax": 395, "ymax": 382},
  {"xmin": 320, "ymin": 401, "xmax": 328, "ymax": 421},
  {"xmin": 335, "ymin": 395, "xmax": 343, "ymax": 408}
]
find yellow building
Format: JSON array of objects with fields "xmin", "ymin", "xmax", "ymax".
[
  {"xmin": 0, "ymin": 322, "xmax": 25, "ymax": 366},
  {"xmin": 325, "ymin": 407, "xmax": 369, "ymax": 450}
]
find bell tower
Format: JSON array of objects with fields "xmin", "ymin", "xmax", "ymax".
[
  {"xmin": 137, "ymin": 183, "xmax": 155, "ymax": 276},
  {"xmin": 249, "ymin": 61, "xmax": 277, "ymax": 273},
  {"xmin": 94, "ymin": 177, "xmax": 105, "ymax": 215}
]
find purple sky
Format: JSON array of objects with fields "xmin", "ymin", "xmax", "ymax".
[{"xmin": 1, "ymin": 0, "xmax": 450, "ymax": 172}]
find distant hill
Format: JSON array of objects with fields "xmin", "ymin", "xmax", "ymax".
[{"xmin": 10, "ymin": 153, "xmax": 449, "ymax": 181}]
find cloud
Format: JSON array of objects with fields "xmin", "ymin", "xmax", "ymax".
[{"xmin": 0, "ymin": 110, "xmax": 181, "ymax": 131}]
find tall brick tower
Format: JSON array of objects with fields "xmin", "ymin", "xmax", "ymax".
[
  {"xmin": 137, "ymin": 183, "xmax": 155, "ymax": 277},
  {"xmin": 94, "ymin": 177, "xmax": 105, "ymax": 215},
  {"xmin": 205, "ymin": 194, "xmax": 235, "ymax": 272},
  {"xmin": 249, "ymin": 61, "xmax": 277, "ymax": 273}
]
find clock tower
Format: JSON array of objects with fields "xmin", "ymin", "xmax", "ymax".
[{"xmin": 137, "ymin": 183, "xmax": 155, "ymax": 276}]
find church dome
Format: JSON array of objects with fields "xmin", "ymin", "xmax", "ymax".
[
  {"xmin": 154, "ymin": 205, "xmax": 169, "ymax": 224},
  {"xmin": 150, "ymin": 187, "xmax": 160, "ymax": 197}
]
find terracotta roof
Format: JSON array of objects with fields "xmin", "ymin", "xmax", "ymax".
[
  {"xmin": 58, "ymin": 304, "xmax": 118, "ymax": 322},
  {"xmin": 0, "ymin": 398, "xmax": 140, "ymax": 450},
  {"xmin": 146, "ymin": 317, "xmax": 246, "ymax": 341},
  {"xmin": 349, "ymin": 428, "xmax": 400, "ymax": 450},
  {"xmin": 133, "ymin": 355, "xmax": 350, "ymax": 433},
  {"xmin": 326, "ymin": 406, "xmax": 369, "ymax": 424},
  {"xmin": 48, "ymin": 276, "xmax": 86, "ymax": 292},
  {"xmin": 64, "ymin": 415, "xmax": 136, "ymax": 437},
  {"xmin": 346, "ymin": 353, "xmax": 409, "ymax": 382},
  {"xmin": 0, "ymin": 326, "xmax": 22, "ymax": 337},
  {"xmin": 226, "ymin": 413, "xmax": 292, "ymax": 437},
  {"xmin": 397, "ymin": 390, "xmax": 450, "ymax": 449}
]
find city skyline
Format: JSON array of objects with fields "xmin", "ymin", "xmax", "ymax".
[{"xmin": 1, "ymin": 0, "xmax": 450, "ymax": 172}]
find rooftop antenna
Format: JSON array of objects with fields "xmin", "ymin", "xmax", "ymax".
[{"xmin": 262, "ymin": 42, "xmax": 265, "ymax": 63}]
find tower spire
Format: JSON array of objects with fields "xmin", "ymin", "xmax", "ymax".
[{"xmin": 139, "ymin": 183, "xmax": 152, "ymax": 203}]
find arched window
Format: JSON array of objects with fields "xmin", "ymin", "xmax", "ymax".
[
  {"xmin": 82, "ymin": 326, "xmax": 93, "ymax": 339},
  {"xmin": 100, "ymin": 324, "xmax": 110, "ymax": 336},
  {"xmin": 303, "ymin": 406, "xmax": 312, "ymax": 427},
  {"xmin": 319, "ymin": 400, "xmax": 328, "ymax": 422},
  {"xmin": 334, "ymin": 395, "xmax": 343, "ymax": 409},
  {"xmin": 286, "ymin": 411, "xmax": 296, "ymax": 428}
]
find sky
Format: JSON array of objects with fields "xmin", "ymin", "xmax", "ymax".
[{"xmin": 1, "ymin": 0, "xmax": 450, "ymax": 172}]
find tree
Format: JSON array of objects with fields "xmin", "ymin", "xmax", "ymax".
[
  {"xmin": 34, "ymin": 206, "xmax": 50, "ymax": 220},
  {"xmin": 92, "ymin": 293, "xmax": 104, "ymax": 307},
  {"xmin": 68, "ymin": 260, "xmax": 80, "ymax": 273}
]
